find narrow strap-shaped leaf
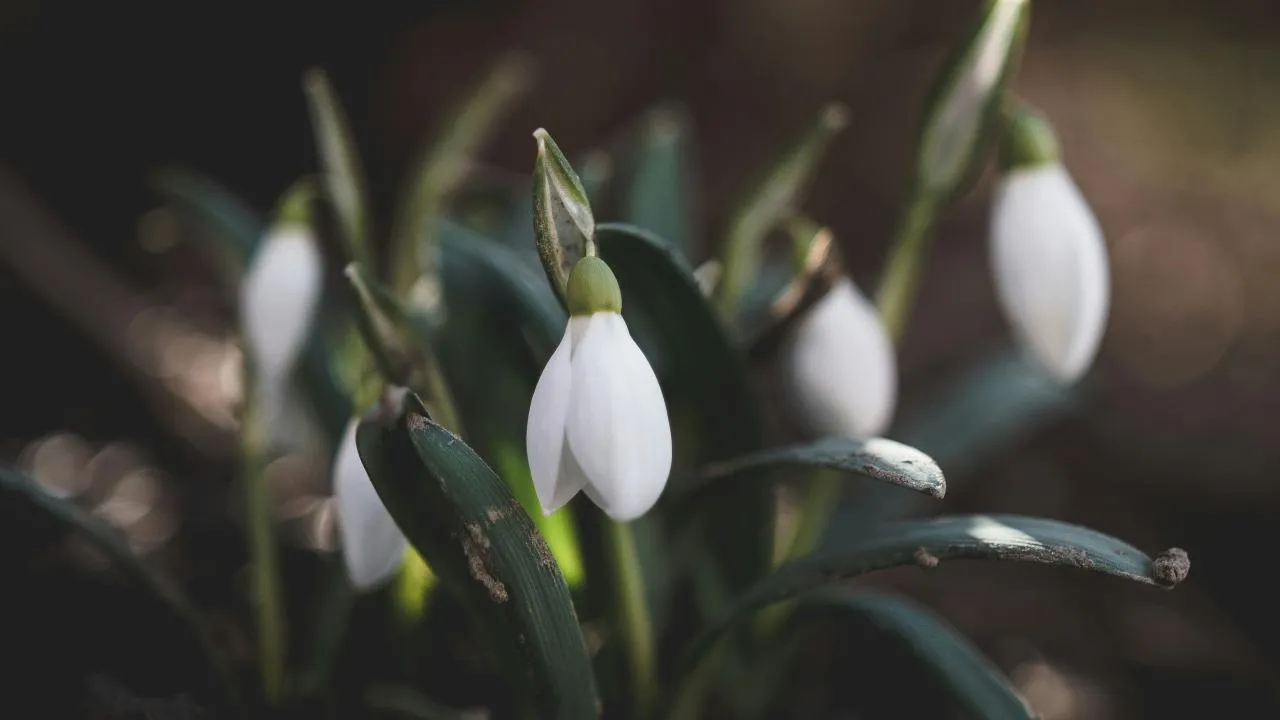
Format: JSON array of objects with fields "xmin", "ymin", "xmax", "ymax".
[
  {"xmin": 803, "ymin": 591, "xmax": 1033, "ymax": 719},
  {"xmin": 0, "ymin": 466, "xmax": 241, "ymax": 710},
  {"xmin": 682, "ymin": 514, "xmax": 1187, "ymax": 673},
  {"xmin": 303, "ymin": 68, "xmax": 373, "ymax": 269},
  {"xmin": 825, "ymin": 349, "xmax": 1075, "ymax": 548},
  {"xmin": 620, "ymin": 106, "xmax": 695, "ymax": 259},
  {"xmin": 390, "ymin": 55, "xmax": 531, "ymax": 301},
  {"xmin": 693, "ymin": 436, "xmax": 945, "ymax": 500},
  {"xmin": 356, "ymin": 397, "xmax": 599, "ymax": 719}
]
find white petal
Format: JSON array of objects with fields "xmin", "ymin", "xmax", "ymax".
[
  {"xmin": 781, "ymin": 278, "xmax": 898, "ymax": 437},
  {"xmin": 526, "ymin": 321, "xmax": 589, "ymax": 515},
  {"xmin": 565, "ymin": 313, "xmax": 672, "ymax": 522},
  {"xmin": 239, "ymin": 224, "xmax": 324, "ymax": 384},
  {"xmin": 990, "ymin": 164, "xmax": 1110, "ymax": 384},
  {"xmin": 333, "ymin": 417, "xmax": 407, "ymax": 590}
]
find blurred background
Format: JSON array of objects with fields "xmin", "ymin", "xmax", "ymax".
[{"xmin": 2, "ymin": 0, "xmax": 1279, "ymax": 717}]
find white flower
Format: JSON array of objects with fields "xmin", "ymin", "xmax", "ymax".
[
  {"xmin": 990, "ymin": 163, "xmax": 1109, "ymax": 384},
  {"xmin": 526, "ymin": 258, "xmax": 672, "ymax": 522},
  {"xmin": 781, "ymin": 277, "xmax": 897, "ymax": 438},
  {"xmin": 333, "ymin": 414, "xmax": 407, "ymax": 590},
  {"xmin": 238, "ymin": 224, "xmax": 324, "ymax": 388}
]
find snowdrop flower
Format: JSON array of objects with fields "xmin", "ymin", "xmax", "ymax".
[
  {"xmin": 526, "ymin": 256, "xmax": 672, "ymax": 522},
  {"xmin": 990, "ymin": 105, "xmax": 1109, "ymax": 384},
  {"xmin": 781, "ymin": 277, "xmax": 897, "ymax": 438},
  {"xmin": 239, "ymin": 222, "xmax": 324, "ymax": 401},
  {"xmin": 333, "ymin": 406, "xmax": 408, "ymax": 590}
]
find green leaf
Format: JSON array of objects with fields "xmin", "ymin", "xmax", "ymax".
[
  {"xmin": 356, "ymin": 396, "xmax": 599, "ymax": 719},
  {"xmin": 596, "ymin": 222, "xmax": 771, "ymax": 597},
  {"xmin": 802, "ymin": 591, "xmax": 1033, "ymax": 720},
  {"xmin": 150, "ymin": 166, "xmax": 263, "ymax": 274},
  {"xmin": 532, "ymin": 129, "xmax": 596, "ymax": 308},
  {"xmin": 712, "ymin": 103, "xmax": 849, "ymax": 319},
  {"xmin": 618, "ymin": 105, "xmax": 695, "ymax": 259},
  {"xmin": 303, "ymin": 68, "xmax": 373, "ymax": 269},
  {"xmin": 0, "ymin": 466, "xmax": 241, "ymax": 710},
  {"xmin": 693, "ymin": 436, "xmax": 945, "ymax": 500},
  {"xmin": 825, "ymin": 349, "xmax": 1076, "ymax": 548},
  {"xmin": 684, "ymin": 514, "xmax": 1185, "ymax": 672},
  {"xmin": 389, "ymin": 54, "xmax": 531, "ymax": 301}
]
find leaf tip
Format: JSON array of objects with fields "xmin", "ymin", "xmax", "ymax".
[
  {"xmin": 1152, "ymin": 547, "xmax": 1190, "ymax": 588},
  {"xmin": 820, "ymin": 102, "xmax": 851, "ymax": 132}
]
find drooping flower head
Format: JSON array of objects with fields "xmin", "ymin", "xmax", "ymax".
[
  {"xmin": 526, "ymin": 256, "xmax": 672, "ymax": 522},
  {"xmin": 990, "ymin": 104, "xmax": 1109, "ymax": 384},
  {"xmin": 333, "ymin": 406, "xmax": 408, "ymax": 591},
  {"xmin": 781, "ymin": 277, "xmax": 897, "ymax": 438}
]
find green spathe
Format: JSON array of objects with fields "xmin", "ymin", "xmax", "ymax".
[
  {"xmin": 566, "ymin": 256, "xmax": 623, "ymax": 316},
  {"xmin": 999, "ymin": 103, "xmax": 1061, "ymax": 171}
]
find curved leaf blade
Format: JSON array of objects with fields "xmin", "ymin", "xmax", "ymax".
[
  {"xmin": 804, "ymin": 591, "xmax": 1033, "ymax": 720},
  {"xmin": 303, "ymin": 68, "xmax": 372, "ymax": 269},
  {"xmin": 356, "ymin": 397, "xmax": 598, "ymax": 719},
  {"xmin": 695, "ymin": 436, "xmax": 945, "ymax": 499},
  {"xmin": 0, "ymin": 466, "xmax": 240, "ymax": 709},
  {"xmin": 684, "ymin": 514, "xmax": 1186, "ymax": 671},
  {"xmin": 620, "ymin": 106, "xmax": 695, "ymax": 259}
]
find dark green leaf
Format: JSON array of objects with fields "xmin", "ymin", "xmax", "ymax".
[
  {"xmin": 596, "ymin": 222, "xmax": 771, "ymax": 602},
  {"xmin": 694, "ymin": 436, "xmax": 945, "ymax": 499},
  {"xmin": 356, "ymin": 397, "xmax": 598, "ymax": 719},
  {"xmin": 388, "ymin": 55, "xmax": 530, "ymax": 299},
  {"xmin": 303, "ymin": 68, "xmax": 373, "ymax": 269},
  {"xmin": 366, "ymin": 684, "xmax": 486, "ymax": 720},
  {"xmin": 803, "ymin": 591, "xmax": 1033, "ymax": 720},
  {"xmin": 685, "ymin": 514, "xmax": 1184, "ymax": 672},
  {"xmin": 824, "ymin": 349, "xmax": 1076, "ymax": 549},
  {"xmin": 619, "ymin": 106, "xmax": 695, "ymax": 259},
  {"xmin": 0, "ymin": 466, "xmax": 241, "ymax": 710},
  {"xmin": 151, "ymin": 166, "xmax": 263, "ymax": 273}
]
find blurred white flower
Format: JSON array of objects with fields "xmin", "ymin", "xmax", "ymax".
[
  {"xmin": 990, "ymin": 164, "xmax": 1109, "ymax": 384},
  {"xmin": 526, "ymin": 257, "xmax": 672, "ymax": 522},
  {"xmin": 781, "ymin": 278, "xmax": 897, "ymax": 438},
  {"xmin": 333, "ymin": 414, "xmax": 407, "ymax": 590},
  {"xmin": 238, "ymin": 224, "xmax": 324, "ymax": 391}
]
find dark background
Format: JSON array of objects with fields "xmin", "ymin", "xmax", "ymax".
[{"xmin": 3, "ymin": 0, "xmax": 1280, "ymax": 717}]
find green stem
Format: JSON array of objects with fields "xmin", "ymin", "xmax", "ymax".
[
  {"xmin": 241, "ymin": 378, "xmax": 286, "ymax": 703},
  {"xmin": 610, "ymin": 520, "xmax": 656, "ymax": 718},
  {"xmin": 874, "ymin": 191, "xmax": 940, "ymax": 343}
]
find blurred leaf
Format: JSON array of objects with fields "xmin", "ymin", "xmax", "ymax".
[
  {"xmin": 685, "ymin": 514, "xmax": 1182, "ymax": 672},
  {"xmin": 532, "ymin": 129, "xmax": 595, "ymax": 309},
  {"xmin": 303, "ymin": 68, "xmax": 373, "ymax": 269},
  {"xmin": 801, "ymin": 591, "xmax": 1033, "ymax": 720},
  {"xmin": 151, "ymin": 166, "xmax": 262, "ymax": 274},
  {"xmin": 152, "ymin": 167, "xmax": 351, "ymax": 445},
  {"xmin": 366, "ymin": 684, "xmax": 487, "ymax": 719},
  {"xmin": 825, "ymin": 349, "xmax": 1076, "ymax": 548},
  {"xmin": 343, "ymin": 262, "xmax": 448, "ymax": 404},
  {"xmin": 389, "ymin": 54, "xmax": 531, "ymax": 301},
  {"xmin": 0, "ymin": 466, "xmax": 241, "ymax": 710},
  {"xmin": 712, "ymin": 103, "xmax": 849, "ymax": 319},
  {"xmin": 693, "ymin": 436, "xmax": 946, "ymax": 500},
  {"xmin": 618, "ymin": 105, "xmax": 695, "ymax": 259},
  {"xmin": 356, "ymin": 397, "xmax": 598, "ymax": 719},
  {"xmin": 596, "ymin": 222, "xmax": 771, "ymax": 599}
]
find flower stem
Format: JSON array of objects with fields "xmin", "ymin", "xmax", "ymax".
[
  {"xmin": 874, "ymin": 191, "xmax": 940, "ymax": 343},
  {"xmin": 240, "ymin": 378, "xmax": 286, "ymax": 703},
  {"xmin": 610, "ymin": 519, "xmax": 656, "ymax": 717}
]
